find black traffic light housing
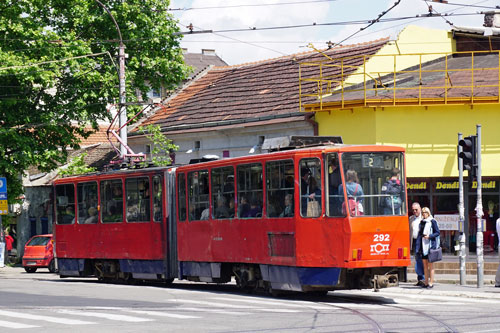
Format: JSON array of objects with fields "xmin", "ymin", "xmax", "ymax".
[{"xmin": 458, "ymin": 135, "xmax": 477, "ymax": 180}]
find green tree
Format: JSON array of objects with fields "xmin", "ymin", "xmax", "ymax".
[
  {"xmin": 0, "ymin": 0, "xmax": 189, "ymax": 200},
  {"xmin": 140, "ymin": 124, "xmax": 178, "ymax": 167}
]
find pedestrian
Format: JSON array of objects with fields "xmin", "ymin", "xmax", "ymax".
[
  {"xmin": 415, "ymin": 207, "xmax": 440, "ymax": 288},
  {"xmin": 4, "ymin": 230, "xmax": 14, "ymax": 264},
  {"xmin": 495, "ymin": 217, "xmax": 500, "ymax": 288},
  {"xmin": 410, "ymin": 202, "xmax": 425, "ymax": 286}
]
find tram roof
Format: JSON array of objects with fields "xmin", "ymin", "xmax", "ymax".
[{"xmin": 177, "ymin": 143, "xmax": 405, "ymax": 171}]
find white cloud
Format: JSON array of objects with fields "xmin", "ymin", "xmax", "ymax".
[{"xmin": 170, "ymin": 0, "xmax": 499, "ymax": 65}]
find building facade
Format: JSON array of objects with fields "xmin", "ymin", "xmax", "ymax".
[{"xmin": 302, "ymin": 25, "xmax": 500, "ymax": 254}]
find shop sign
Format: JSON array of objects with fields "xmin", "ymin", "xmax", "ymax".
[
  {"xmin": 435, "ymin": 181, "xmax": 459, "ymax": 190},
  {"xmin": 434, "ymin": 214, "xmax": 459, "ymax": 230},
  {"xmin": 407, "ymin": 181, "xmax": 427, "ymax": 190},
  {"xmin": 434, "ymin": 180, "xmax": 496, "ymax": 191},
  {"xmin": 471, "ymin": 180, "xmax": 496, "ymax": 190}
]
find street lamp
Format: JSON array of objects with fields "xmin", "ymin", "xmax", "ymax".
[{"xmin": 94, "ymin": 0, "xmax": 128, "ymax": 157}]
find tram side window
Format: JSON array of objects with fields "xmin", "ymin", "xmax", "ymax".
[
  {"xmin": 55, "ymin": 184, "xmax": 76, "ymax": 225},
  {"xmin": 178, "ymin": 173, "xmax": 187, "ymax": 222},
  {"xmin": 266, "ymin": 160, "xmax": 294, "ymax": 218},
  {"xmin": 77, "ymin": 182, "xmax": 98, "ymax": 224},
  {"xmin": 152, "ymin": 176, "xmax": 163, "ymax": 222},
  {"xmin": 237, "ymin": 163, "xmax": 263, "ymax": 218},
  {"xmin": 126, "ymin": 177, "xmax": 151, "ymax": 222},
  {"xmin": 100, "ymin": 180, "xmax": 123, "ymax": 223},
  {"xmin": 211, "ymin": 166, "xmax": 235, "ymax": 219},
  {"xmin": 326, "ymin": 153, "xmax": 344, "ymax": 217},
  {"xmin": 188, "ymin": 170, "xmax": 209, "ymax": 221},
  {"xmin": 300, "ymin": 158, "xmax": 322, "ymax": 218}
]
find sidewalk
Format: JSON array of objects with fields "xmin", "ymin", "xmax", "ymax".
[{"xmin": 388, "ymin": 280, "xmax": 500, "ymax": 300}]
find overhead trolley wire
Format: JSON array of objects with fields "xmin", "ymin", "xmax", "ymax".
[{"xmin": 168, "ymin": 0, "xmax": 341, "ymax": 11}]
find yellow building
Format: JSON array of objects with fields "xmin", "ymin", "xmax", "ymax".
[{"xmin": 301, "ymin": 25, "xmax": 500, "ymax": 254}]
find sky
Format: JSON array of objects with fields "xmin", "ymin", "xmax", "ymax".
[{"xmin": 169, "ymin": 0, "xmax": 499, "ymax": 65}]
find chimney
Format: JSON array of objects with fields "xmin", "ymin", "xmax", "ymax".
[
  {"xmin": 201, "ymin": 49, "xmax": 216, "ymax": 56},
  {"xmin": 483, "ymin": 11, "xmax": 500, "ymax": 28}
]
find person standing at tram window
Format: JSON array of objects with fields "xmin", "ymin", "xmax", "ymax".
[
  {"xmin": 300, "ymin": 168, "xmax": 321, "ymax": 216},
  {"xmin": 415, "ymin": 207, "xmax": 440, "ymax": 289},
  {"xmin": 409, "ymin": 202, "xmax": 425, "ymax": 287},
  {"xmin": 381, "ymin": 168, "xmax": 403, "ymax": 215},
  {"xmin": 328, "ymin": 156, "xmax": 342, "ymax": 215},
  {"xmin": 338, "ymin": 170, "xmax": 364, "ymax": 215}
]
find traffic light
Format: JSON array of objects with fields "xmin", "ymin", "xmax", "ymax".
[{"xmin": 458, "ymin": 135, "xmax": 477, "ymax": 179}]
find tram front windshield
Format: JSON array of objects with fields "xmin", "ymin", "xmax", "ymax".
[{"xmin": 326, "ymin": 152, "xmax": 406, "ymax": 217}]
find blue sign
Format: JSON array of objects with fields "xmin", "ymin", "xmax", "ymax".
[
  {"xmin": 0, "ymin": 193, "xmax": 6, "ymax": 200},
  {"xmin": 0, "ymin": 177, "xmax": 6, "ymax": 193}
]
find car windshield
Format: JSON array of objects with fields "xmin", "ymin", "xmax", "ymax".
[
  {"xmin": 26, "ymin": 236, "xmax": 51, "ymax": 246},
  {"xmin": 338, "ymin": 152, "xmax": 406, "ymax": 216}
]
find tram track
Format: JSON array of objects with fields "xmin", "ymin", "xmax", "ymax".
[{"xmin": 313, "ymin": 293, "xmax": 460, "ymax": 333}]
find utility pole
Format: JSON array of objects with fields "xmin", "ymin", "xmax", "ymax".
[
  {"xmin": 118, "ymin": 42, "xmax": 127, "ymax": 157},
  {"xmin": 475, "ymin": 124, "xmax": 484, "ymax": 287},
  {"xmin": 94, "ymin": 0, "xmax": 127, "ymax": 158},
  {"xmin": 457, "ymin": 133, "xmax": 466, "ymax": 285}
]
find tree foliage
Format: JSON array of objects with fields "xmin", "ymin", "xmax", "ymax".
[
  {"xmin": 0, "ymin": 0, "xmax": 188, "ymax": 200},
  {"xmin": 58, "ymin": 153, "xmax": 96, "ymax": 177},
  {"xmin": 140, "ymin": 124, "xmax": 178, "ymax": 167}
]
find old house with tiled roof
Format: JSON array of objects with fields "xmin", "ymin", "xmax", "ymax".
[
  {"xmin": 301, "ymin": 22, "xmax": 500, "ymax": 256},
  {"xmin": 128, "ymin": 38, "xmax": 391, "ymax": 165}
]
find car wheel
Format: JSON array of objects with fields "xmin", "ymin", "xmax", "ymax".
[
  {"xmin": 48, "ymin": 260, "xmax": 57, "ymax": 273},
  {"xmin": 24, "ymin": 267, "xmax": 37, "ymax": 273}
]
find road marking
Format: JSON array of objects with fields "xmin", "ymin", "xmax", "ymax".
[
  {"xmin": 57, "ymin": 310, "xmax": 154, "ymax": 322},
  {"xmin": 0, "ymin": 320, "xmax": 38, "ymax": 329},
  {"xmin": 181, "ymin": 307, "xmax": 250, "ymax": 315},
  {"xmin": 0, "ymin": 310, "xmax": 94, "ymax": 325},
  {"xmin": 164, "ymin": 299, "xmax": 299, "ymax": 313},
  {"xmin": 211, "ymin": 297, "xmax": 331, "ymax": 310},
  {"xmin": 121, "ymin": 309, "xmax": 201, "ymax": 319}
]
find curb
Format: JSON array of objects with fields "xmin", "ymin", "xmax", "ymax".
[{"xmin": 382, "ymin": 283, "xmax": 500, "ymax": 300}]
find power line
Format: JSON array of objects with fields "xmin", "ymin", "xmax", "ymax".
[
  {"xmin": 180, "ymin": 11, "xmax": 483, "ymax": 35},
  {"xmin": 331, "ymin": 0, "xmax": 401, "ymax": 47},
  {"xmin": 349, "ymin": 0, "xmax": 492, "ymax": 42},
  {"xmin": 0, "ymin": 52, "xmax": 111, "ymax": 71},
  {"xmin": 168, "ymin": 0, "xmax": 341, "ymax": 11},
  {"xmin": 422, "ymin": 0, "xmax": 499, "ymax": 10},
  {"xmin": 178, "ymin": 22, "xmax": 287, "ymax": 56}
]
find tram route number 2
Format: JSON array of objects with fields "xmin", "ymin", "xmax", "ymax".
[{"xmin": 370, "ymin": 234, "xmax": 390, "ymax": 256}]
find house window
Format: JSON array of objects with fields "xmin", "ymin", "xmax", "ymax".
[{"xmin": 223, "ymin": 150, "xmax": 230, "ymax": 158}]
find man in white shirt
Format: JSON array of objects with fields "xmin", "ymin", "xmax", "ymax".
[
  {"xmin": 495, "ymin": 218, "xmax": 500, "ymax": 287},
  {"xmin": 410, "ymin": 202, "xmax": 425, "ymax": 286}
]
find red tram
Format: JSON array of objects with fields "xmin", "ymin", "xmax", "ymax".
[{"xmin": 54, "ymin": 143, "xmax": 410, "ymax": 293}]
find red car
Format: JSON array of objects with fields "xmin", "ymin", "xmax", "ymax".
[{"xmin": 22, "ymin": 234, "xmax": 56, "ymax": 273}]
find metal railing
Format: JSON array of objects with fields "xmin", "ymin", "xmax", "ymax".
[{"xmin": 299, "ymin": 50, "xmax": 500, "ymax": 111}]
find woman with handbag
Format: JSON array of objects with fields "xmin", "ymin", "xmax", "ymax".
[{"xmin": 415, "ymin": 207, "xmax": 440, "ymax": 288}]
